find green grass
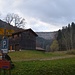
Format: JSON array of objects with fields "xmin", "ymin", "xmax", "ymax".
[
  {"xmin": 6, "ymin": 50, "xmax": 75, "ymax": 75},
  {"xmin": 11, "ymin": 58, "xmax": 75, "ymax": 75},
  {"xmin": 8, "ymin": 50, "xmax": 67, "ymax": 61}
]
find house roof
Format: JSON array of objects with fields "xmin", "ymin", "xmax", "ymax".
[
  {"xmin": 0, "ymin": 20, "xmax": 38, "ymax": 36},
  {"xmin": 12, "ymin": 28, "xmax": 38, "ymax": 36}
]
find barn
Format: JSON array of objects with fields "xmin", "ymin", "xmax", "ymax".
[{"xmin": 9, "ymin": 29, "xmax": 38, "ymax": 51}]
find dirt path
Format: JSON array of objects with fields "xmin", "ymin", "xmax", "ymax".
[
  {"xmin": 13, "ymin": 55, "xmax": 75, "ymax": 61},
  {"xmin": 39, "ymin": 55, "xmax": 75, "ymax": 61}
]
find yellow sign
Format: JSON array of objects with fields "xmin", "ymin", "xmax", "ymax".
[{"xmin": 0, "ymin": 28, "xmax": 14, "ymax": 36}]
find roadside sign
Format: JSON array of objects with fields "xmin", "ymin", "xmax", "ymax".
[
  {"xmin": 0, "ymin": 60, "xmax": 10, "ymax": 69},
  {"xmin": 1, "ymin": 38, "xmax": 8, "ymax": 53}
]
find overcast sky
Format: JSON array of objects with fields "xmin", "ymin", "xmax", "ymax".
[{"xmin": 0, "ymin": 0, "xmax": 75, "ymax": 32}]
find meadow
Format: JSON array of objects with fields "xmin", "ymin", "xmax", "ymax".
[
  {"xmin": 8, "ymin": 50, "xmax": 72, "ymax": 61},
  {"xmin": 7, "ymin": 50, "xmax": 75, "ymax": 75}
]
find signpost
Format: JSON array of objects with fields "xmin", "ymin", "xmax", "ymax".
[
  {"xmin": 0, "ymin": 28, "xmax": 14, "ymax": 75},
  {"xmin": 1, "ymin": 38, "xmax": 8, "ymax": 54},
  {"xmin": 0, "ymin": 28, "xmax": 12, "ymax": 75},
  {"xmin": 0, "ymin": 37, "xmax": 11, "ymax": 75}
]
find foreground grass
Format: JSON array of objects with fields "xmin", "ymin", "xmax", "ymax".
[
  {"xmin": 11, "ymin": 58, "xmax": 75, "ymax": 75},
  {"xmin": 7, "ymin": 50, "xmax": 75, "ymax": 75}
]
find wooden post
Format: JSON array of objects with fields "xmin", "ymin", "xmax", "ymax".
[
  {"xmin": 9, "ymin": 69, "xmax": 11, "ymax": 75},
  {"xmin": 3, "ymin": 69, "xmax": 6, "ymax": 75},
  {"xmin": 0, "ymin": 69, "xmax": 2, "ymax": 75}
]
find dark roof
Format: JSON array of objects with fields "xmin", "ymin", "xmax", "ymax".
[
  {"xmin": 0, "ymin": 19, "xmax": 38, "ymax": 36},
  {"xmin": 12, "ymin": 28, "xmax": 38, "ymax": 36},
  {"xmin": 0, "ymin": 19, "xmax": 23, "ymax": 31}
]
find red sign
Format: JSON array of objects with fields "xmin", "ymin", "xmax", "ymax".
[{"xmin": 0, "ymin": 60, "xmax": 10, "ymax": 69}]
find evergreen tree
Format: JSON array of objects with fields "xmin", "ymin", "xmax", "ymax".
[{"xmin": 57, "ymin": 22, "xmax": 75, "ymax": 51}]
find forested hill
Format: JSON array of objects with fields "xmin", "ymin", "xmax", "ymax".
[
  {"xmin": 36, "ymin": 22, "xmax": 75, "ymax": 51},
  {"xmin": 36, "ymin": 32, "xmax": 57, "ymax": 40},
  {"xmin": 36, "ymin": 32, "xmax": 57, "ymax": 51},
  {"xmin": 57, "ymin": 22, "xmax": 75, "ymax": 51}
]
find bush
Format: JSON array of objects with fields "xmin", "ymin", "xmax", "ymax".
[
  {"xmin": 50, "ymin": 40, "xmax": 59, "ymax": 52},
  {"xmin": 66, "ymin": 50, "xmax": 75, "ymax": 55}
]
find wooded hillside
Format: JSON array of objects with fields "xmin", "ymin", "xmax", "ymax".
[{"xmin": 57, "ymin": 22, "xmax": 75, "ymax": 51}]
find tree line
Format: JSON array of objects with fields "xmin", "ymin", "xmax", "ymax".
[{"xmin": 57, "ymin": 22, "xmax": 75, "ymax": 51}]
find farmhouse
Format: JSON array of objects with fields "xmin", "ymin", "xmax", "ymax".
[
  {"xmin": 0, "ymin": 20, "xmax": 38, "ymax": 51},
  {"xmin": 9, "ymin": 29, "xmax": 38, "ymax": 51}
]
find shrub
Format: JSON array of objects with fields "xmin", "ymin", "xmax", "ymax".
[{"xmin": 66, "ymin": 50, "xmax": 75, "ymax": 55}]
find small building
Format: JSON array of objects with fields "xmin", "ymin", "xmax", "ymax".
[{"xmin": 9, "ymin": 29, "xmax": 38, "ymax": 51}]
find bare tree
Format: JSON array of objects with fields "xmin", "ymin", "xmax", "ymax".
[
  {"xmin": 4, "ymin": 13, "xmax": 14, "ymax": 24},
  {"xmin": 4, "ymin": 13, "xmax": 26, "ymax": 28}
]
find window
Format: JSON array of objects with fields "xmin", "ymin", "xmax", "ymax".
[
  {"xmin": 14, "ymin": 35, "xmax": 18, "ymax": 38},
  {"xmin": 19, "ymin": 34, "xmax": 21, "ymax": 37}
]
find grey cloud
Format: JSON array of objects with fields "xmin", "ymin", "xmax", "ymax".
[
  {"xmin": 1, "ymin": 0, "xmax": 75, "ymax": 31},
  {"xmin": 18, "ymin": 0, "xmax": 75, "ymax": 25}
]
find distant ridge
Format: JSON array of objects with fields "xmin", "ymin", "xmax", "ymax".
[
  {"xmin": 36, "ymin": 32, "xmax": 57, "ymax": 51},
  {"xmin": 36, "ymin": 32, "xmax": 57, "ymax": 40}
]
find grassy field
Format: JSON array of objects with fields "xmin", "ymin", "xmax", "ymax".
[
  {"xmin": 11, "ymin": 58, "xmax": 75, "ymax": 75},
  {"xmin": 8, "ymin": 50, "xmax": 70, "ymax": 61},
  {"xmin": 6, "ymin": 50, "xmax": 75, "ymax": 75}
]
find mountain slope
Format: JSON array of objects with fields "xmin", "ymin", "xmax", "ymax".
[
  {"xmin": 36, "ymin": 32, "xmax": 57, "ymax": 51},
  {"xmin": 36, "ymin": 32, "xmax": 57, "ymax": 40}
]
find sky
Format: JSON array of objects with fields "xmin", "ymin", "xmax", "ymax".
[{"xmin": 0, "ymin": 0, "xmax": 75, "ymax": 32}]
